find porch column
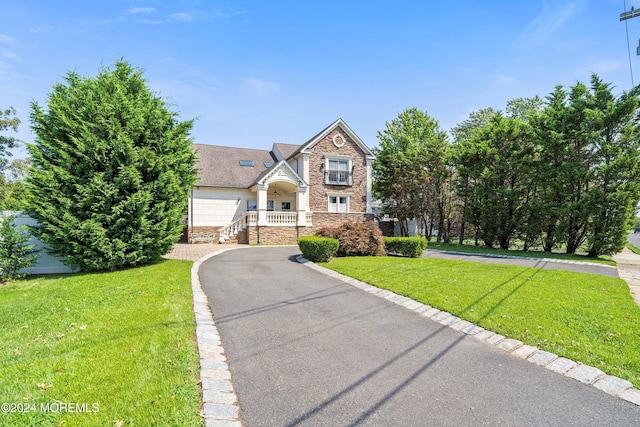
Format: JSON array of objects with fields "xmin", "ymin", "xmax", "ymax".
[
  {"xmin": 366, "ymin": 157, "xmax": 373, "ymax": 213},
  {"xmin": 297, "ymin": 186, "xmax": 308, "ymax": 226},
  {"xmin": 257, "ymin": 183, "xmax": 268, "ymax": 226}
]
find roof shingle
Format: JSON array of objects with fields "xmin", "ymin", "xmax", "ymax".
[{"xmin": 193, "ymin": 144, "xmax": 279, "ymax": 188}]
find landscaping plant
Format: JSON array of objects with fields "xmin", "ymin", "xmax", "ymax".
[
  {"xmin": 384, "ymin": 236, "xmax": 428, "ymax": 257},
  {"xmin": 316, "ymin": 221, "xmax": 385, "ymax": 257},
  {"xmin": 298, "ymin": 235, "xmax": 339, "ymax": 262},
  {"xmin": 27, "ymin": 60, "xmax": 198, "ymax": 271},
  {"xmin": 0, "ymin": 214, "xmax": 39, "ymax": 283}
]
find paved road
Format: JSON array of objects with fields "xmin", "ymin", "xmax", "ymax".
[
  {"xmin": 422, "ymin": 249, "xmax": 618, "ymax": 277},
  {"xmin": 628, "ymin": 232, "xmax": 640, "ymax": 248},
  {"xmin": 199, "ymin": 247, "xmax": 640, "ymax": 426}
]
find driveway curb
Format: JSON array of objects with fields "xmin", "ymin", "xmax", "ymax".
[
  {"xmin": 297, "ymin": 255, "xmax": 640, "ymax": 408},
  {"xmin": 191, "ymin": 248, "xmax": 243, "ymax": 427}
]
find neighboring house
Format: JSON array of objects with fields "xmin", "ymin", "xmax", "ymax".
[
  {"xmin": 1, "ymin": 211, "xmax": 77, "ymax": 275},
  {"xmin": 187, "ymin": 118, "xmax": 375, "ymax": 244}
]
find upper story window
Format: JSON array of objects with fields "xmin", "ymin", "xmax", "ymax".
[{"xmin": 325, "ymin": 157, "xmax": 352, "ymax": 186}]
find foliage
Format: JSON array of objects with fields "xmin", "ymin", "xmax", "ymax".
[
  {"xmin": 627, "ymin": 243, "xmax": 640, "ymax": 255},
  {"xmin": 449, "ymin": 75, "xmax": 640, "ymax": 256},
  {"xmin": 383, "ymin": 236, "xmax": 428, "ymax": 257},
  {"xmin": 530, "ymin": 76, "xmax": 640, "ymax": 255},
  {"xmin": 0, "ymin": 158, "xmax": 31, "ymax": 210},
  {"xmin": 321, "ymin": 256, "xmax": 640, "ymax": 388},
  {"xmin": 373, "ymin": 108, "xmax": 451, "ymax": 239},
  {"xmin": 27, "ymin": 60, "xmax": 198, "ymax": 271},
  {"xmin": 0, "ymin": 107, "xmax": 20, "ymax": 172},
  {"xmin": 316, "ymin": 221, "xmax": 385, "ymax": 257},
  {"xmin": 298, "ymin": 235, "xmax": 339, "ymax": 262},
  {"xmin": 452, "ymin": 113, "xmax": 536, "ymax": 249},
  {"xmin": 0, "ymin": 214, "xmax": 39, "ymax": 282},
  {"xmin": 0, "ymin": 259, "xmax": 201, "ymax": 426}
]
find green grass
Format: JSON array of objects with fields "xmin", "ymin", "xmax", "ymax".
[
  {"xmin": 627, "ymin": 243, "xmax": 640, "ymax": 255},
  {"xmin": 320, "ymin": 256, "xmax": 640, "ymax": 388},
  {"xmin": 0, "ymin": 260, "xmax": 202, "ymax": 427},
  {"xmin": 426, "ymin": 242, "xmax": 616, "ymax": 266}
]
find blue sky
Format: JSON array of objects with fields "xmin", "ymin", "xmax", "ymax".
[{"xmin": 2, "ymin": 0, "xmax": 640, "ymax": 157}]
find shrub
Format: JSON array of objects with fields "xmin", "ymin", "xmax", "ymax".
[
  {"xmin": 27, "ymin": 60, "xmax": 197, "ymax": 272},
  {"xmin": 384, "ymin": 236, "xmax": 428, "ymax": 258},
  {"xmin": 317, "ymin": 221, "xmax": 385, "ymax": 257},
  {"xmin": 298, "ymin": 236, "xmax": 339, "ymax": 262},
  {"xmin": 0, "ymin": 214, "xmax": 39, "ymax": 282}
]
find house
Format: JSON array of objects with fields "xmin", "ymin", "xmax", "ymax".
[{"xmin": 187, "ymin": 118, "xmax": 375, "ymax": 244}]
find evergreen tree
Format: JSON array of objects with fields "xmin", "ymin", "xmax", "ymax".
[
  {"xmin": 27, "ymin": 60, "xmax": 197, "ymax": 271},
  {"xmin": 453, "ymin": 114, "xmax": 536, "ymax": 249},
  {"xmin": 0, "ymin": 214, "xmax": 39, "ymax": 282}
]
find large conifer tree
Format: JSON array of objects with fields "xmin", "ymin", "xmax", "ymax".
[{"xmin": 27, "ymin": 61, "xmax": 197, "ymax": 271}]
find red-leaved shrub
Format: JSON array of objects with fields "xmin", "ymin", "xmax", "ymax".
[{"xmin": 316, "ymin": 221, "xmax": 384, "ymax": 257}]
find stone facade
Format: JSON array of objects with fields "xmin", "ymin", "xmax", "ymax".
[
  {"xmin": 308, "ymin": 127, "xmax": 369, "ymax": 213},
  {"xmin": 188, "ymin": 226, "xmax": 248, "ymax": 244},
  {"xmin": 188, "ymin": 226, "xmax": 220, "ymax": 243},
  {"xmin": 247, "ymin": 226, "xmax": 314, "ymax": 245},
  {"xmin": 312, "ymin": 212, "xmax": 374, "ymax": 230}
]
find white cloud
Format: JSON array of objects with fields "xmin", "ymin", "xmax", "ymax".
[
  {"xmin": 514, "ymin": 0, "xmax": 586, "ymax": 48},
  {"xmin": 0, "ymin": 34, "xmax": 18, "ymax": 45},
  {"xmin": 125, "ymin": 7, "xmax": 155, "ymax": 14},
  {"xmin": 169, "ymin": 12, "xmax": 193, "ymax": 22},
  {"xmin": 0, "ymin": 49, "xmax": 17, "ymax": 59},
  {"xmin": 28, "ymin": 25, "xmax": 54, "ymax": 34},
  {"xmin": 240, "ymin": 78, "xmax": 280, "ymax": 97}
]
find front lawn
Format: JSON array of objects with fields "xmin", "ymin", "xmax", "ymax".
[
  {"xmin": 0, "ymin": 260, "xmax": 202, "ymax": 427},
  {"xmin": 426, "ymin": 242, "xmax": 616, "ymax": 266},
  {"xmin": 321, "ymin": 256, "xmax": 640, "ymax": 388}
]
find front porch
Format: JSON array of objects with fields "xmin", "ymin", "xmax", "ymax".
[{"xmin": 218, "ymin": 211, "xmax": 313, "ymax": 243}]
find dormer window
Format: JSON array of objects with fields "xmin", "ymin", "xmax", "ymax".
[{"xmin": 325, "ymin": 156, "xmax": 352, "ymax": 185}]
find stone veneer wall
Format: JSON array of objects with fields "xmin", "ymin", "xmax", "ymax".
[
  {"xmin": 189, "ymin": 213, "xmax": 375, "ymax": 245},
  {"xmin": 188, "ymin": 226, "xmax": 248, "ymax": 244},
  {"xmin": 311, "ymin": 212, "xmax": 374, "ymax": 230},
  {"xmin": 188, "ymin": 226, "xmax": 220, "ymax": 243},
  {"xmin": 307, "ymin": 127, "xmax": 369, "ymax": 213},
  {"xmin": 247, "ymin": 226, "xmax": 314, "ymax": 245}
]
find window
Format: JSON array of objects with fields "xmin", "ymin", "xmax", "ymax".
[
  {"xmin": 267, "ymin": 199, "xmax": 275, "ymax": 211},
  {"xmin": 281, "ymin": 202, "xmax": 291, "ymax": 211},
  {"xmin": 325, "ymin": 158, "xmax": 351, "ymax": 185},
  {"xmin": 247, "ymin": 200, "xmax": 257, "ymax": 211},
  {"xmin": 328, "ymin": 195, "xmax": 348, "ymax": 212},
  {"xmin": 239, "ymin": 160, "xmax": 254, "ymax": 167}
]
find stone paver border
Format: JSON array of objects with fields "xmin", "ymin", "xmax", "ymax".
[
  {"xmin": 297, "ymin": 255, "xmax": 640, "ymax": 408},
  {"xmin": 191, "ymin": 248, "xmax": 243, "ymax": 427}
]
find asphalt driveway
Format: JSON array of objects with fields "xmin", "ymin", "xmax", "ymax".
[{"xmin": 199, "ymin": 247, "xmax": 640, "ymax": 426}]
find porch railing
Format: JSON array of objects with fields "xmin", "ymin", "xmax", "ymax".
[
  {"xmin": 266, "ymin": 212, "xmax": 297, "ymax": 225},
  {"xmin": 219, "ymin": 211, "xmax": 313, "ymax": 242}
]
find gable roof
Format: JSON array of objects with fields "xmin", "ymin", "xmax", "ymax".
[
  {"xmin": 288, "ymin": 118, "xmax": 375, "ymax": 160},
  {"xmin": 193, "ymin": 119, "xmax": 373, "ymax": 188},
  {"xmin": 272, "ymin": 143, "xmax": 300, "ymax": 161},
  {"xmin": 253, "ymin": 160, "xmax": 307, "ymax": 188},
  {"xmin": 193, "ymin": 144, "xmax": 277, "ymax": 188}
]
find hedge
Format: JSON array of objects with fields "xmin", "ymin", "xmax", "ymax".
[
  {"xmin": 298, "ymin": 236, "xmax": 340, "ymax": 262},
  {"xmin": 384, "ymin": 237, "xmax": 428, "ymax": 258}
]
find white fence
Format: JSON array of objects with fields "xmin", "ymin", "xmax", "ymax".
[{"xmin": 1, "ymin": 211, "xmax": 77, "ymax": 275}]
